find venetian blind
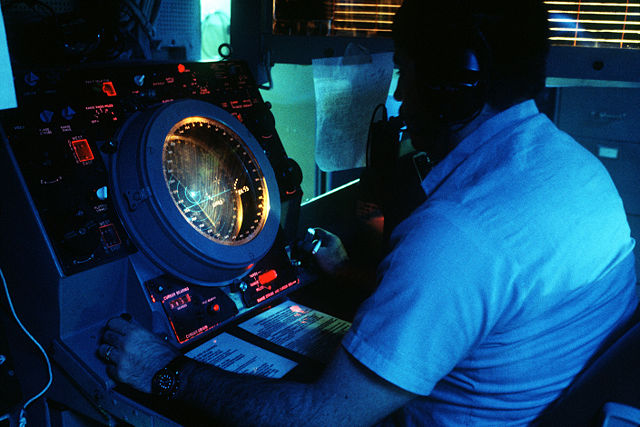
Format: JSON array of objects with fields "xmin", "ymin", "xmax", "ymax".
[
  {"xmin": 329, "ymin": 1, "xmax": 403, "ymax": 36},
  {"xmin": 292, "ymin": 1, "xmax": 640, "ymax": 48},
  {"xmin": 546, "ymin": 1, "xmax": 640, "ymax": 48}
]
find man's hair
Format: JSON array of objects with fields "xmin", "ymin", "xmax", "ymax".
[{"xmin": 393, "ymin": 0, "xmax": 550, "ymax": 112}]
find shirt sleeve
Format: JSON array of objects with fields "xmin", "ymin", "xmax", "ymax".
[{"xmin": 342, "ymin": 208, "xmax": 514, "ymax": 395}]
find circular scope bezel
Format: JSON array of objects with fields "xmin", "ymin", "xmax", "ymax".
[{"xmin": 110, "ymin": 99, "xmax": 281, "ymax": 286}]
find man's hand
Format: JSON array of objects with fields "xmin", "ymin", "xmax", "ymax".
[
  {"xmin": 309, "ymin": 228, "xmax": 350, "ymax": 276},
  {"xmin": 98, "ymin": 316, "xmax": 180, "ymax": 393}
]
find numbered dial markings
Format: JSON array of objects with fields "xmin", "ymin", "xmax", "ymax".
[{"xmin": 162, "ymin": 117, "xmax": 269, "ymax": 245}]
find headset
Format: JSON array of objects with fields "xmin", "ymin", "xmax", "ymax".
[{"xmin": 417, "ymin": 23, "xmax": 491, "ymax": 129}]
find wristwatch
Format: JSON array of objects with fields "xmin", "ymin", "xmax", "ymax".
[{"xmin": 151, "ymin": 355, "xmax": 190, "ymax": 399}]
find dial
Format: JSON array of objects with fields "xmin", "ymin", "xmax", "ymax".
[{"xmin": 162, "ymin": 116, "xmax": 269, "ymax": 245}]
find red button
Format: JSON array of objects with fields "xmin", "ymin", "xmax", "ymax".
[
  {"xmin": 258, "ymin": 269, "xmax": 277, "ymax": 285},
  {"xmin": 102, "ymin": 82, "xmax": 117, "ymax": 97},
  {"xmin": 71, "ymin": 139, "xmax": 94, "ymax": 162}
]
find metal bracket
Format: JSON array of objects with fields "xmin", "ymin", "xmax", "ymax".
[{"xmin": 125, "ymin": 188, "xmax": 150, "ymax": 211}]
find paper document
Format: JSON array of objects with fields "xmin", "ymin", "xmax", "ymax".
[
  {"xmin": 313, "ymin": 51, "xmax": 394, "ymax": 171},
  {"xmin": 239, "ymin": 300, "xmax": 351, "ymax": 363},
  {"xmin": 185, "ymin": 332, "xmax": 298, "ymax": 378}
]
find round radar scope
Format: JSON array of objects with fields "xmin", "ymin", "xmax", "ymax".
[
  {"xmin": 110, "ymin": 99, "xmax": 281, "ymax": 285},
  {"xmin": 163, "ymin": 116, "xmax": 268, "ymax": 245}
]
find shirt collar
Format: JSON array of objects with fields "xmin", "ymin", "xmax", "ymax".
[{"xmin": 421, "ymin": 100, "xmax": 540, "ymax": 197}]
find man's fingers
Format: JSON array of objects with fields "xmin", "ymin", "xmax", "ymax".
[
  {"xmin": 312, "ymin": 228, "xmax": 334, "ymax": 241},
  {"xmin": 102, "ymin": 330, "xmax": 121, "ymax": 347},
  {"xmin": 106, "ymin": 316, "xmax": 135, "ymax": 334},
  {"xmin": 98, "ymin": 343, "xmax": 119, "ymax": 364}
]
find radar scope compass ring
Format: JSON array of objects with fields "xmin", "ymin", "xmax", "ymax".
[{"xmin": 163, "ymin": 115, "xmax": 268, "ymax": 245}]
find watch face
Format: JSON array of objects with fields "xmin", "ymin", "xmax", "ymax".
[
  {"xmin": 162, "ymin": 116, "xmax": 270, "ymax": 246},
  {"xmin": 155, "ymin": 371, "xmax": 176, "ymax": 390},
  {"xmin": 153, "ymin": 368, "xmax": 177, "ymax": 397}
]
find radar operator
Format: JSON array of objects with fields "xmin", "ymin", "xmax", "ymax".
[{"xmin": 98, "ymin": 1, "xmax": 638, "ymax": 425}]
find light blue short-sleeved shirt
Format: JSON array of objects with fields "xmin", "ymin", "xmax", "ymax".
[{"xmin": 342, "ymin": 100, "xmax": 638, "ymax": 425}]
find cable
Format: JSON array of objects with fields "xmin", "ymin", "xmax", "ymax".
[
  {"xmin": 0, "ymin": 267, "xmax": 52, "ymax": 426},
  {"xmin": 366, "ymin": 103, "xmax": 388, "ymax": 169},
  {"xmin": 258, "ymin": 48, "xmax": 274, "ymax": 91},
  {"xmin": 121, "ymin": 0, "xmax": 156, "ymax": 41},
  {"xmin": 147, "ymin": 0, "xmax": 162, "ymax": 25}
]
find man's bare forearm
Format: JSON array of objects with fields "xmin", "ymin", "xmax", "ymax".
[
  {"xmin": 174, "ymin": 359, "xmax": 338, "ymax": 427},
  {"xmin": 100, "ymin": 318, "xmax": 413, "ymax": 426}
]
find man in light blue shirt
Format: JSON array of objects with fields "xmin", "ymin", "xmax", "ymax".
[
  {"xmin": 343, "ymin": 98, "xmax": 638, "ymax": 424},
  {"xmin": 335, "ymin": 3, "xmax": 637, "ymax": 424}
]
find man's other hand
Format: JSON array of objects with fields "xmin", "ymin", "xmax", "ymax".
[
  {"xmin": 310, "ymin": 228, "xmax": 350, "ymax": 276},
  {"xmin": 98, "ymin": 316, "xmax": 180, "ymax": 393}
]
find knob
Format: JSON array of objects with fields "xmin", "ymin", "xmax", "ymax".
[
  {"xmin": 61, "ymin": 106, "xmax": 76, "ymax": 121},
  {"xmin": 24, "ymin": 72, "xmax": 39, "ymax": 87},
  {"xmin": 133, "ymin": 74, "xmax": 145, "ymax": 87},
  {"xmin": 59, "ymin": 216, "xmax": 101, "ymax": 258},
  {"xmin": 280, "ymin": 158, "xmax": 303, "ymax": 194},
  {"xmin": 96, "ymin": 186, "xmax": 108, "ymax": 201},
  {"xmin": 39, "ymin": 110, "xmax": 54, "ymax": 123},
  {"xmin": 101, "ymin": 140, "xmax": 118, "ymax": 154}
]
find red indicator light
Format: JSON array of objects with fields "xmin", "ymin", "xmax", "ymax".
[
  {"xmin": 258, "ymin": 269, "xmax": 278, "ymax": 285},
  {"xmin": 71, "ymin": 139, "xmax": 94, "ymax": 163},
  {"xmin": 102, "ymin": 81, "xmax": 117, "ymax": 96},
  {"xmin": 212, "ymin": 304, "xmax": 220, "ymax": 312},
  {"xmin": 177, "ymin": 64, "xmax": 186, "ymax": 73}
]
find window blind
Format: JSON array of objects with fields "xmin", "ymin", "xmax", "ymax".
[
  {"xmin": 273, "ymin": 1, "xmax": 640, "ymax": 48},
  {"xmin": 329, "ymin": 1, "xmax": 403, "ymax": 36},
  {"xmin": 546, "ymin": 1, "xmax": 640, "ymax": 48},
  {"xmin": 331, "ymin": 1, "xmax": 640, "ymax": 47}
]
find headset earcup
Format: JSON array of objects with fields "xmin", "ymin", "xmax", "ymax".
[
  {"xmin": 417, "ymin": 34, "xmax": 489, "ymax": 126},
  {"xmin": 420, "ymin": 80, "xmax": 486, "ymax": 126}
]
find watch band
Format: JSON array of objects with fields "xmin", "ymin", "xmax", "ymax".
[{"xmin": 151, "ymin": 355, "xmax": 190, "ymax": 399}]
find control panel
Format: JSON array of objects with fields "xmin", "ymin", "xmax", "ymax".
[
  {"xmin": 0, "ymin": 61, "xmax": 301, "ymax": 276},
  {"xmin": 0, "ymin": 61, "xmax": 304, "ymax": 346}
]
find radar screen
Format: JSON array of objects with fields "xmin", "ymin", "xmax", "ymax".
[{"xmin": 162, "ymin": 116, "xmax": 270, "ymax": 246}]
